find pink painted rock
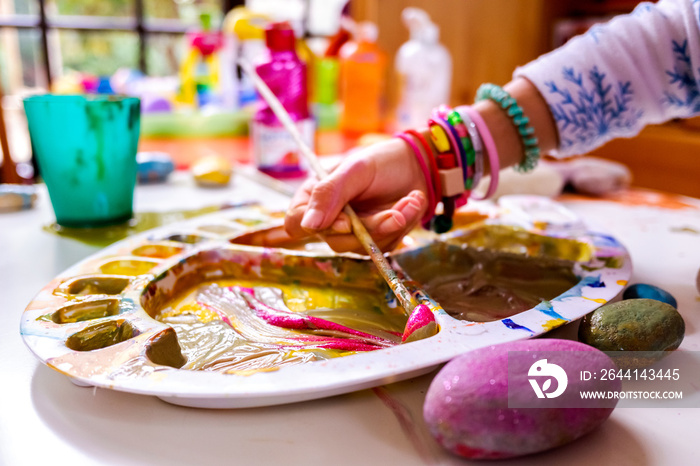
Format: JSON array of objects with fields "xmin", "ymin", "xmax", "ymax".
[{"xmin": 423, "ymin": 339, "xmax": 620, "ymax": 459}]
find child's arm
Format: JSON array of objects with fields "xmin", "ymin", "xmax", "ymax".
[
  {"xmin": 518, "ymin": 0, "xmax": 700, "ymax": 157},
  {"xmin": 285, "ymin": 0, "xmax": 699, "ymax": 253}
]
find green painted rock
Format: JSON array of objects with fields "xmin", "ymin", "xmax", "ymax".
[{"xmin": 578, "ymin": 298, "xmax": 685, "ymax": 369}]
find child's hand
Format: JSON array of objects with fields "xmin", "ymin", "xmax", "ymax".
[{"xmin": 284, "ymin": 137, "xmax": 428, "ymax": 253}]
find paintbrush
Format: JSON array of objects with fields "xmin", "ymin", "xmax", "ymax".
[{"xmin": 239, "ymin": 59, "xmax": 436, "ymax": 342}]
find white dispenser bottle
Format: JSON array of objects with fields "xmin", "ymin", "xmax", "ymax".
[{"xmin": 395, "ymin": 8, "xmax": 452, "ymax": 130}]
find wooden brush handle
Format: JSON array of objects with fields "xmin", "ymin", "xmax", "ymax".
[{"xmin": 240, "ymin": 59, "xmax": 418, "ymax": 313}]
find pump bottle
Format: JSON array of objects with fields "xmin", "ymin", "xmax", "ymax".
[{"xmin": 395, "ymin": 8, "xmax": 452, "ymax": 130}]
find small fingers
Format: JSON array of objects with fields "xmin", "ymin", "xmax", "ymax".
[
  {"xmin": 323, "ymin": 190, "xmax": 428, "ymax": 253},
  {"xmin": 284, "ymin": 157, "xmax": 375, "ymax": 238}
]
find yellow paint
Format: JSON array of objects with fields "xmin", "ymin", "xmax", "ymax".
[
  {"xmin": 149, "ymin": 372, "xmax": 169, "ymax": 382},
  {"xmin": 617, "ymin": 280, "xmax": 628, "ymax": 286},
  {"xmin": 166, "ymin": 278, "xmax": 402, "ymax": 323},
  {"xmin": 159, "ymin": 302, "xmax": 221, "ymax": 323},
  {"xmin": 227, "ymin": 367, "xmax": 280, "ymax": 376},
  {"xmin": 43, "ymin": 205, "xmax": 226, "ymax": 247},
  {"xmin": 583, "ymin": 297, "xmax": 608, "ymax": 304},
  {"xmin": 447, "ymin": 224, "xmax": 593, "ymax": 262},
  {"xmin": 542, "ymin": 318, "xmax": 568, "ymax": 331},
  {"xmin": 160, "ymin": 279, "xmax": 407, "ymax": 374},
  {"xmin": 99, "ymin": 259, "xmax": 159, "ymax": 276}
]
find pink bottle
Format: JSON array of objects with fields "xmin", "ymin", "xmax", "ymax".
[{"xmin": 251, "ymin": 22, "xmax": 313, "ymax": 179}]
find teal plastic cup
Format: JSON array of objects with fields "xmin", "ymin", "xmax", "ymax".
[{"xmin": 24, "ymin": 95, "xmax": 141, "ymax": 227}]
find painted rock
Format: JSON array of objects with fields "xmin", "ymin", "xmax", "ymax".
[
  {"xmin": 424, "ymin": 339, "xmax": 619, "ymax": 460},
  {"xmin": 192, "ymin": 155, "xmax": 233, "ymax": 187},
  {"xmin": 0, "ymin": 184, "xmax": 37, "ymax": 212},
  {"xmin": 137, "ymin": 152, "xmax": 175, "ymax": 183},
  {"xmin": 578, "ymin": 299, "xmax": 685, "ymax": 369},
  {"xmin": 622, "ymin": 283, "xmax": 677, "ymax": 308}
]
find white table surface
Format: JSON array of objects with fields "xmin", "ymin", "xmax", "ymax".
[{"xmin": 1, "ymin": 172, "xmax": 699, "ymax": 466}]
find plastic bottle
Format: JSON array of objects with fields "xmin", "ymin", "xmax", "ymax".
[
  {"xmin": 251, "ymin": 22, "xmax": 313, "ymax": 179},
  {"xmin": 225, "ymin": 7, "xmax": 270, "ymax": 108},
  {"xmin": 395, "ymin": 8, "xmax": 452, "ymax": 130},
  {"xmin": 312, "ymin": 17, "xmax": 352, "ymax": 130},
  {"xmin": 339, "ymin": 21, "xmax": 387, "ymax": 135}
]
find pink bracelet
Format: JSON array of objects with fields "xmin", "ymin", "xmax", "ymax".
[
  {"xmin": 460, "ymin": 105, "xmax": 500, "ymax": 200},
  {"xmin": 396, "ymin": 133, "xmax": 436, "ymax": 226},
  {"xmin": 405, "ymin": 129, "xmax": 442, "ymax": 206}
]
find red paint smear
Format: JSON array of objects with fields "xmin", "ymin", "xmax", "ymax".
[
  {"xmin": 372, "ymin": 386, "xmax": 437, "ymax": 464},
  {"xmin": 453, "ymin": 442, "xmax": 510, "ymax": 460}
]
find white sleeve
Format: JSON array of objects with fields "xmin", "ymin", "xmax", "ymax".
[{"xmin": 515, "ymin": 0, "xmax": 700, "ymax": 157}]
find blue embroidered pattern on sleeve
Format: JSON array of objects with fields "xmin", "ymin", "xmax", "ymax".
[
  {"xmin": 546, "ymin": 67, "xmax": 642, "ymax": 150},
  {"xmin": 662, "ymin": 39, "xmax": 700, "ymax": 113}
]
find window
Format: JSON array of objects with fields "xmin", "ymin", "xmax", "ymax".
[
  {"xmin": 0, "ymin": 0, "xmax": 247, "ymax": 93},
  {"xmin": 0, "ymin": 0, "xmax": 343, "ymax": 169}
]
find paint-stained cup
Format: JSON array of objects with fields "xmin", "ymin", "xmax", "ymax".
[{"xmin": 24, "ymin": 94, "xmax": 141, "ymax": 227}]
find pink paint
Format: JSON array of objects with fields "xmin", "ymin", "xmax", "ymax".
[
  {"xmin": 199, "ymin": 302, "xmax": 233, "ymax": 327},
  {"xmin": 236, "ymin": 287, "xmax": 395, "ymax": 348},
  {"xmin": 402, "ymin": 304, "xmax": 436, "ymax": 342},
  {"xmin": 373, "ymin": 386, "xmax": 438, "ymax": 463}
]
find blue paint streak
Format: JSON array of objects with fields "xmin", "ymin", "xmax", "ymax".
[
  {"xmin": 502, "ymin": 318, "xmax": 532, "ymax": 332},
  {"xmin": 534, "ymin": 301, "xmax": 567, "ymax": 320},
  {"xmin": 556, "ymin": 275, "xmax": 604, "ymax": 301},
  {"xmin": 587, "ymin": 278, "xmax": 606, "ymax": 288},
  {"xmin": 592, "ymin": 232, "xmax": 624, "ymax": 248}
]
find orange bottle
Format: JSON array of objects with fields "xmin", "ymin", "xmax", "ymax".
[{"xmin": 339, "ymin": 22, "xmax": 387, "ymax": 135}]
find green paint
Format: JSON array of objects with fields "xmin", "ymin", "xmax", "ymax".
[
  {"xmin": 65, "ymin": 319, "xmax": 136, "ymax": 351},
  {"xmin": 43, "ymin": 205, "xmax": 227, "ymax": 248}
]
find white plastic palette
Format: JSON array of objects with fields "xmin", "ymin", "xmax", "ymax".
[{"xmin": 20, "ymin": 196, "xmax": 631, "ymax": 408}]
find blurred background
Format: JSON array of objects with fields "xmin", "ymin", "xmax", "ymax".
[{"xmin": 2, "ymin": 0, "xmax": 699, "ymax": 197}]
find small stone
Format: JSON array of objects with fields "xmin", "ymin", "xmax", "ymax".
[
  {"xmin": 578, "ymin": 298, "xmax": 685, "ymax": 369},
  {"xmin": 137, "ymin": 152, "xmax": 175, "ymax": 184},
  {"xmin": 622, "ymin": 283, "xmax": 677, "ymax": 308},
  {"xmin": 423, "ymin": 339, "xmax": 619, "ymax": 460},
  {"xmin": 192, "ymin": 155, "xmax": 233, "ymax": 187},
  {"xmin": 0, "ymin": 184, "xmax": 37, "ymax": 212}
]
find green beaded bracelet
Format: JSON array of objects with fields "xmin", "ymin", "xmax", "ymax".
[{"xmin": 475, "ymin": 83, "xmax": 541, "ymax": 173}]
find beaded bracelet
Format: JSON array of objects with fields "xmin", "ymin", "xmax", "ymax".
[
  {"xmin": 426, "ymin": 117, "xmax": 465, "ymax": 233},
  {"xmin": 396, "ymin": 133, "xmax": 437, "ymax": 227},
  {"xmin": 446, "ymin": 109, "xmax": 481, "ymax": 191},
  {"xmin": 438, "ymin": 116, "xmax": 470, "ymax": 193},
  {"xmin": 427, "ymin": 117, "xmax": 465, "ymax": 198},
  {"xmin": 451, "ymin": 109, "xmax": 484, "ymax": 190},
  {"xmin": 461, "ymin": 105, "xmax": 500, "ymax": 200},
  {"xmin": 431, "ymin": 107, "xmax": 469, "ymax": 189},
  {"xmin": 475, "ymin": 83, "xmax": 540, "ymax": 173}
]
